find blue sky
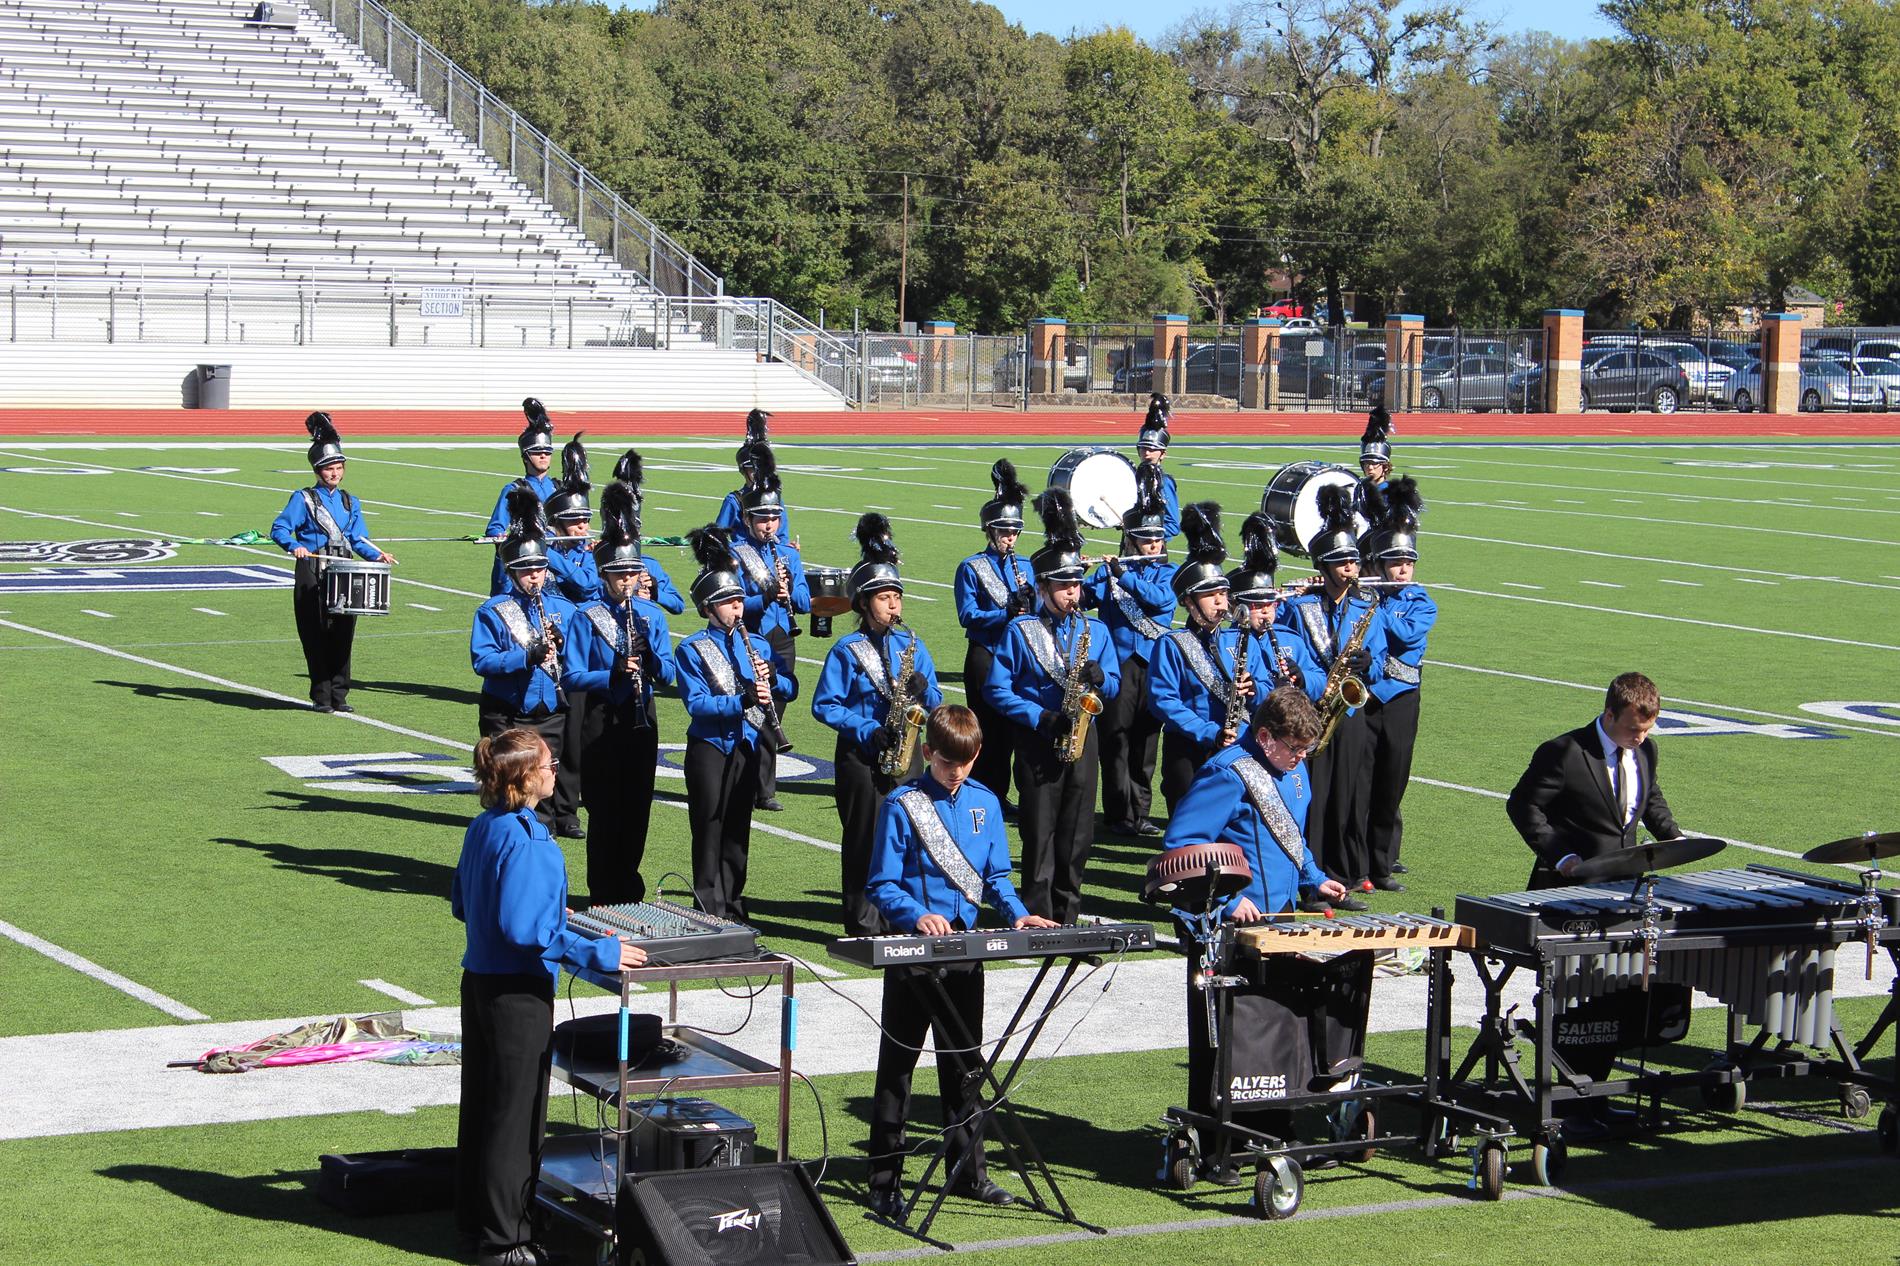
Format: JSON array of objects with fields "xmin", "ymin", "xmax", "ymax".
[{"xmin": 986, "ymin": 0, "xmax": 1618, "ymax": 45}]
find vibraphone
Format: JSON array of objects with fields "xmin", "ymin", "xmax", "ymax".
[{"xmin": 1445, "ymin": 864, "xmax": 1899, "ymax": 1175}]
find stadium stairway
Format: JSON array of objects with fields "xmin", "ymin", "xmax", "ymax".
[{"xmin": 0, "ymin": 0, "xmax": 844, "ymax": 409}]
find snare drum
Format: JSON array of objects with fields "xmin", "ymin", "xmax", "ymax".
[
  {"xmin": 805, "ymin": 565, "xmax": 852, "ymax": 618},
  {"xmin": 1048, "ymin": 447, "xmax": 1138, "ymax": 529},
  {"xmin": 1260, "ymin": 461, "xmax": 1368, "ymax": 558},
  {"xmin": 320, "ymin": 558, "xmax": 392, "ymax": 616}
]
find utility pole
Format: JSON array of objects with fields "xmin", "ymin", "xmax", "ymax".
[{"xmin": 898, "ymin": 173, "xmax": 909, "ymax": 329}]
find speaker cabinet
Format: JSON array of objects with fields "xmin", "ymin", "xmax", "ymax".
[{"xmin": 616, "ymin": 1162, "xmax": 854, "ymax": 1265}]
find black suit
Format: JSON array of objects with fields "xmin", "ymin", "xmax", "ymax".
[{"xmin": 1506, "ymin": 721, "xmax": 1680, "ymax": 890}]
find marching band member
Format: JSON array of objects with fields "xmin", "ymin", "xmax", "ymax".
[
  {"xmin": 1162, "ymin": 686, "xmax": 1350, "ymax": 1179},
  {"xmin": 1359, "ymin": 405, "xmax": 1393, "ymax": 489},
  {"xmin": 714, "ymin": 410, "xmax": 793, "ymax": 547},
  {"xmin": 483, "ymin": 399, "xmax": 558, "ymax": 595},
  {"xmin": 541, "ymin": 434, "xmax": 595, "ymax": 838},
  {"xmin": 983, "ymin": 489, "xmax": 1120, "ymax": 924},
  {"xmin": 812, "ymin": 514, "xmax": 944, "ymax": 936},
  {"xmin": 729, "ymin": 447, "xmax": 810, "ymax": 812},
  {"xmin": 270, "ymin": 412, "xmax": 395, "ymax": 714},
  {"xmin": 954, "ymin": 459, "xmax": 1036, "ymax": 816},
  {"xmin": 1146, "ymin": 502, "xmax": 1248, "ymax": 815},
  {"xmin": 1084, "ymin": 467, "xmax": 1176, "ymax": 838},
  {"xmin": 864, "ymin": 704, "xmax": 1057, "ymax": 1219},
  {"xmin": 1228, "ymin": 511, "xmax": 1323, "ymax": 704},
  {"xmin": 564, "ymin": 484, "xmax": 676, "ymax": 904},
  {"xmin": 1276, "ymin": 486, "xmax": 1388, "ymax": 909},
  {"xmin": 1360, "ymin": 477, "xmax": 1431, "ymax": 889},
  {"xmin": 453, "ymin": 727, "xmax": 644, "ymax": 1266},
  {"xmin": 1136, "ymin": 394, "xmax": 1182, "ymax": 539},
  {"xmin": 610, "ymin": 449, "xmax": 686, "ymax": 615},
  {"xmin": 674, "ymin": 528, "xmax": 794, "ymax": 920},
  {"xmin": 470, "ymin": 489, "xmax": 575, "ymax": 829}
]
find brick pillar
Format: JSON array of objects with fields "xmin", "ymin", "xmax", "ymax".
[
  {"xmin": 922, "ymin": 320, "xmax": 954, "ymax": 393},
  {"xmin": 1762, "ymin": 312, "xmax": 1805, "ymax": 414},
  {"xmin": 1241, "ymin": 318, "xmax": 1281, "ymax": 409},
  {"xmin": 1028, "ymin": 317, "xmax": 1065, "ymax": 394},
  {"xmin": 1540, "ymin": 308, "xmax": 1584, "ymax": 413},
  {"xmin": 1154, "ymin": 313, "xmax": 1189, "ymax": 397},
  {"xmin": 1383, "ymin": 314, "xmax": 1424, "ymax": 412}
]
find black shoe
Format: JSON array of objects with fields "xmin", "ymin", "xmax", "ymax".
[
  {"xmin": 311, "ymin": 703, "xmax": 334, "ymax": 714},
  {"xmin": 1370, "ymin": 877, "xmax": 1406, "ymax": 892},
  {"xmin": 1332, "ymin": 895, "xmax": 1369, "ymax": 912},
  {"xmin": 1390, "ymin": 862, "xmax": 1409, "ymax": 875},
  {"xmin": 956, "ymin": 1176, "xmax": 1017, "ymax": 1206},
  {"xmin": 333, "ymin": 703, "xmax": 356, "ymax": 714},
  {"xmin": 1298, "ymin": 897, "xmax": 1331, "ymax": 914},
  {"xmin": 1307, "ymin": 1155, "xmax": 1341, "ymax": 1171},
  {"xmin": 1001, "ymin": 802, "xmax": 1018, "ymax": 823},
  {"xmin": 474, "ymin": 1247, "xmax": 539, "ymax": 1266},
  {"xmin": 1136, "ymin": 818, "xmax": 1164, "ymax": 837},
  {"xmin": 528, "ymin": 1245, "xmax": 569, "ymax": 1266},
  {"xmin": 1558, "ymin": 1114, "xmax": 1610, "ymax": 1143},
  {"xmin": 556, "ymin": 820, "xmax": 585, "ymax": 839},
  {"xmin": 756, "ymin": 797, "xmax": 784, "ymax": 812},
  {"xmin": 868, "ymin": 1189, "xmax": 906, "ymax": 1220},
  {"xmin": 1598, "ymin": 1102, "xmax": 1640, "ymax": 1125}
]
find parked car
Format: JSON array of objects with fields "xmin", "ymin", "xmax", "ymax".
[
  {"xmin": 1799, "ymin": 358, "xmax": 1882, "ymax": 411},
  {"xmin": 1578, "ymin": 350, "xmax": 1690, "ymax": 412},
  {"xmin": 991, "ymin": 346, "xmax": 1091, "ymax": 393},
  {"xmin": 1646, "ymin": 344, "xmax": 1734, "ymax": 402},
  {"xmin": 1712, "ymin": 354, "xmax": 1761, "ymax": 409},
  {"xmin": 1261, "ymin": 300, "xmax": 1304, "ymax": 319},
  {"xmin": 1845, "ymin": 357, "xmax": 1900, "ymax": 408},
  {"xmin": 1112, "ymin": 342, "xmax": 1242, "ymax": 396},
  {"xmin": 1278, "ymin": 317, "xmax": 1321, "ymax": 333},
  {"xmin": 1805, "ymin": 335, "xmax": 1900, "ymax": 364},
  {"xmin": 1419, "ymin": 356, "xmax": 1515, "ymax": 410}
]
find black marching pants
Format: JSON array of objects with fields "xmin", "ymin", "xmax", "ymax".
[
  {"xmin": 756, "ymin": 627, "xmax": 798, "ymax": 805},
  {"xmin": 684, "ymin": 735, "xmax": 760, "ymax": 920},
  {"xmin": 551, "ymin": 689, "xmax": 588, "ymax": 828},
  {"xmin": 1100, "ymin": 655, "xmax": 1160, "ymax": 829},
  {"xmin": 964, "ymin": 643, "xmax": 1016, "ymax": 808},
  {"xmin": 580, "ymin": 692, "xmax": 658, "ymax": 905},
  {"xmin": 1306, "ymin": 707, "xmax": 1373, "ymax": 885},
  {"xmin": 868, "ymin": 961, "xmax": 989, "ymax": 1195},
  {"xmin": 1158, "ymin": 728, "xmax": 1217, "ymax": 819},
  {"xmin": 833, "ymin": 737, "xmax": 894, "ymax": 937},
  {"xmin": 1013, "ymin": 725, "xmax": 1099, "ymax": 924},
  {"xmin": 456, "ymin": 970, "xmax": 555, "ymax": 1256},
  {"xmin": 1363, "ymin": 688, "xmax": 1420, "ymax": 881},
  {"xmin": 477, "ymin": 696, "xmax": 564, "ymax": 830},
  {"xmin": 292, "ymin": 555, "xmax": 357, "ymax": 708}
]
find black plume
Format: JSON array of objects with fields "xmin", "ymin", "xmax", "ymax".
[
  {"xmin": 1360, "ymin": 475, "xmax": 1390, "ymax": 526},
  {"xmin": 990, "ymin": 458, "xmax": 1029, "ymax": 503},
  {"xmin": 1239, "ymin": 510, "xmax": 1277, "ymax": 572},
  {"xmin": 597, "ymin": 481, "xmax": 639, "ymax": 550},
  {"xmin": 751, "ymin": 443, "xmax": 780, "ymax": 492},
  {"xmin": 1134, "ymin": 461, "xmax": 1163, "ymax": 513},
  {"xmin": 522, "ymin": 397, "xmax": 547, "ymax": 424},
  {"xmin": 1316, "ymin": 483, "xmax": 1357, "ymax": 534},
  {"xmin": 854, "ymin": 512, "xmax": 900, "ymax": 565},
  {"xmin": 1180, "ymin": 501, "xmax": 1225, "ymax": 565},
  {"xmin": 687, "ymin": 526, "xmax": 734, "ymax": 571},
  {"xmin": 1033, "ymin": 488, "xmax": 1082, "ymax": 551},
  {"xmin": 1385, "ymin": 474, "xmax": 1424, "ymax": 525},
  {"xmin": 1362, "ymin": 402, "xmax": 1393, "ymax": 446},
  {"xmin": 503, "ymin": 485, "xmax": 546, "ymax": 543},
  {"xmin": 1145, "ymin": 394, "xmax": 1171, "ymax": 424},
  {"xmin": 559, "ymin": 431, "xmax": 590, "ymax": 493},
  {"xmin": 304, "ymin": 411, "xmax": 340, "ymax": 444},
  {"xmin": 745, "ymin": 407, "xmax": 771, "ymax": 443},
  {"xmin": 612, "ymin": 448, "xmax": 644, "ymax": 491}
]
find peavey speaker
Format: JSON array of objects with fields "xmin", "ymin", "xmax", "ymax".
[{"xmin": 616, "ymin": 1163, "xmax": 854, "ymax": 1266}]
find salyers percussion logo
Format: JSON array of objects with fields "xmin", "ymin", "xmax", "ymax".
[{"xmin": 1230, "ymin": 1074, "xmax": 1289, "ymax": 1102}]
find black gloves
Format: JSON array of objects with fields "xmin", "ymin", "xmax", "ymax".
[
  {"xmin": 1006, "ymin": 588, "xmax": 1034, "ymax": 617},
  {"xmin": 1083, "ymin": 661, "xmax": 1106, "ymax": 688},
  {"xmin": 866, "ymin": 728, "xmax": 897, "ymax": 755},
  {"xmin": 1035, "ymin": 710, "xmax": 1065, "ymax": 744},
  {"xmin": 522, "ymin": 634, "xmax": 548, "ymax": 665},
  {"xmin": 1344, "ymin": 647, "xmax": 1373, "ymax": 674},
  {"xmin": 905, "ymin": 671, "xmax": 929, "ymax": 699}
]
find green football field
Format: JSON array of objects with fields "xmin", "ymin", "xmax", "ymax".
[{"xmin": 0, "ymin": 427, "xmax": 1896, "ymax": 1264}]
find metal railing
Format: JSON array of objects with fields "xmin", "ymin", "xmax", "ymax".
[{"xmin": 305, "ymin": 0, "xmax": 722, "ymax": 303}]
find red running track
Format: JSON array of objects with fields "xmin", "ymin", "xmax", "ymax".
[{"xmin": 3, "ymin": 407, "xmax": 1900, "ymax": 439}]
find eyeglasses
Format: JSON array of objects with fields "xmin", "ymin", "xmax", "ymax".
[{"xmin": 542, "ymin": 759, "xmax": 559, "ymax": 772}]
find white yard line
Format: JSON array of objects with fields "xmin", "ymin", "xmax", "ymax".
[
  {"xmin": 1434, "ymin": 584, "xmax": 1900, "ymax": 652},
  {"xmin": 359, "ymin": 979, "xmax": 434, "ymax": 1006},
  {"xmin": 192, "ymin": 607, "xmax": 226, "ymax": 616},
  {"xmin": 0, "ymin": 917, "xmax": 207, "ymax": 1021}
]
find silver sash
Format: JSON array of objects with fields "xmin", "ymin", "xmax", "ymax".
[
  {"xmin": 846, "ymin": 636, "xmax": 893, "ymax": 700},
  {"xmin": 896, "ymin": 788, "xmax": 985, "ymax": 907},
  {"xmin": 583, "ymin": 603, "xmax": 623, "ymax": 649},
  {"xmin": 493, "ymin": 598, "xmax": 538, "ymax": 651},
  {"xmin": 731, "ymin": 540, "xmax": 776, "ymax": 595},
  {"xmin": 1108, "ymin": 571, "xmax": 1168, "ymax": 640},
  {"xmin": 1230, "ymin": 753, "xmax": 1308, "ymax": 869},
  {"xmin": 968, "ymin": 553, "xmax": 1024, "ymax": 608},
  {"xmin": 299, "ymin": 488, "xmax": 347, "ymax": 553},
  {"xmin": 1296, "ymin": 599, "xmax": 1335, "ymax": 663},
  {"xmin": 1383, "ymin": 656, "xmax": 1420, "ymax": 685},
  {"xmin": 1165, "ymin": 627, "xmax": 1227, "ymax": 696},
  {"xmin": 1015, "ymin": 616, "xmax": 1069, "ymax": 681},
  {"xmin": 687, "ymin": 630, "xmax": 766, "ymax": 731}
]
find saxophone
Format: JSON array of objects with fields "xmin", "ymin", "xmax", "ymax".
[
  {"xmin": 878, "ymin": 618, "xmax": 927, "ymax": 778},
  {"xmin": 1056, "ymin": 618, "xmax": 1104, "ymax": 764},
  {"xmin": 1313, "ymin": 587, "xmax": 1378, "ymax": 755}
]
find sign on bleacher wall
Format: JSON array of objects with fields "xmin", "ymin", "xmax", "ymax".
[{"xmin": 420, "ymin": 286, "xmax": 467, "ymax": 319}]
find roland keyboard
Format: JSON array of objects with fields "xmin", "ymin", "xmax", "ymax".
[{"xmin": 830, "ymin": 921, "xmax": 1158, "ymax": 968}]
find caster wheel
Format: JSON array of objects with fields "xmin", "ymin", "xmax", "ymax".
[
  {"xmin": 1355, "ymin": 1107, "xmax": 1379, "ymax": 1164},
  {"xmin": 1531, "ymin": 1132, "xmax": 1568, "ymax": 1186},
  {"xmin": 1476, "ymin": 1142, "xmax": 1507, "ymax": 1201},
  {"xmin": 1254, "ymin": 1158, "xmax": 1304, "ymax": 1220},
  {"xmin": 1160, "ymin": 1133, "xmax": 1198, "ymax": 1190},
  {"xmin": 1878, "ymin": 1106, "xmax": 1898, "ymax": 1156},
  {"xmin": 1701, "ymin": 1076, "xmax": 1745, "ymax": 1114},
  {"xmin": 1842, "ymin": 1086, "xmax": 1873, "ymax": 1120}
]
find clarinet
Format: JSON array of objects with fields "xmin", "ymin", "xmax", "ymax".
[
  {"xmin": 767, "ymin": 543, "xmax": 803, "ymax": 636},
  {"xmin": 531, "ymin": 594, "xmax": 564, "ymax": 684},
  {"xmin": 1265, "ymin": 624, "xmax": 1297, "ymax": 689},
  {"xmin": 1002, "ymin": 543, "xmax": 1033, "ymax": 614},
  {"xmin": 740, "ymin": 629, "xmax": 789, "ymax": 750},
  {"xmin": 619, "ymin": 603, "xmax": 650, "ymax": 729}
]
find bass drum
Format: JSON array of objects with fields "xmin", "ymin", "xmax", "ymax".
[
  {"xmin": 805, "ymin": 564, "xmax": 852, "ymax": 618},
  {"xmin": 1261, "ymin": 461, "xmax": 1368, "ymax": 558},
  {"xmin": 1048, "ymin": 446, "xmax": 1138, "ymax": 529}
]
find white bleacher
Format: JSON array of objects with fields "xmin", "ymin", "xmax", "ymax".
[{"xmin": 0, "ymin": 0, "xmax": 845, "ymax": 408}]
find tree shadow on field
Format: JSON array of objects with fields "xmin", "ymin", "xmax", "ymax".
[
  {"xmin": 353, "ymin": 677, "xmax": 486, "ymax": 708},
  {"xmin": 98, "ymin": 1163, "xmax": 460, "ymax": 1261},
  {"xmin": 266, "ymin": 789, "xmax": 472, "ymax": 831},
  {"xmin": 98, "ymin": 678, "xmax": 304, "ymax": 713},
  {"xmin": 216, "ymin": 835, "xmax": 454, "ymax": 899},
  {"xmin": 737, "ymin": 892, "xmax": 848, "ymax": 950}
]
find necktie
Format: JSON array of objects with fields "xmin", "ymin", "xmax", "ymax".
[{"xmin": 1612, "ymin": 748, "xmax": 1635, "ymax": 826}]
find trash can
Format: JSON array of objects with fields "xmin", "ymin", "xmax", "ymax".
[{"xmin": 193, "ymin": 363, "xmax": 231, "ymax": 410}]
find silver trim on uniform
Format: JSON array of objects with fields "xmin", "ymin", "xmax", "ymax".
[{"xmin": 896, "ymin": 788, "xmax": 985, "ymax": 906}]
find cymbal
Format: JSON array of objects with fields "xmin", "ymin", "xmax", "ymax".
[
  {"xmin": 1802, "ymin": 831, "xmax": 1900, "ymax": 865},
  {"xmin": 1571, "ymin": 836, "xmax": 1727, "ymax": 881}
]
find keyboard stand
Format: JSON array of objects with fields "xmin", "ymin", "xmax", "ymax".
[{"xmin": 894, "ymin": 954, "xmax": 1104, "ymax": 1243}]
